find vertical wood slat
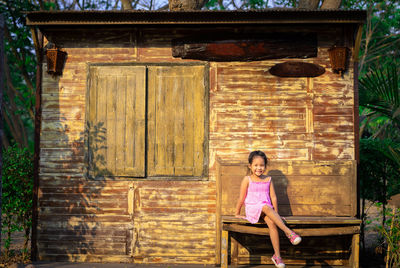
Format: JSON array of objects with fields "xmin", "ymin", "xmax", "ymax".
[
  {"xmin": 350, "ymin": 233, "xmax": 360, "ymax": 268},
  {"xmin": 147, "ymin": 66, "xmax": 205, "ymax": 177},
  {"xmin": 221, "ymin": 229, "xmax": 229, "ymax": 268},
  {"xmin": 88, "ymin": 66, "xmax": 146, "ymax": 177}
]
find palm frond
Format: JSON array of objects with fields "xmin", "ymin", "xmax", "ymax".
[{"xmin": 359, "ymin": 63, "xmax": 400, "ymax": 138}]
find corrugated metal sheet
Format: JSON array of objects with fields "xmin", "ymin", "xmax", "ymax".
[{"xmin": 26, "ymin": 9, "xmax": 366, "ymax": 26}]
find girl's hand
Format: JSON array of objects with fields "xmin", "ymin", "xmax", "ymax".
[{"xmin": 235, "ymin": 215, "xmax": 246, "ymax": 219}]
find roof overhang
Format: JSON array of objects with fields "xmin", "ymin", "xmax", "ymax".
[{"xmin": 26, "ymin": 9, "xmax": 366, "ymax": 26}]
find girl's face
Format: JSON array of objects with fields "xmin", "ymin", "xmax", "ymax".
[{"xmin": 249, "ymin": 156, "xmax": 266, "ymax": 177}]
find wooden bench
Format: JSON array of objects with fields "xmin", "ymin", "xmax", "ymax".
[{"xmin": 216, "ymin": 159, "xmax": 361, "ymax": 267}]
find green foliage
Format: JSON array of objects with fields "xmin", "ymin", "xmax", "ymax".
[
  {"xmin": 0, "ymin": 1, "xmax": 39, "ymax": 150},
  {"xmin": 359, "ymin": 139, "xmax": 400, "ymax": 204},
  {"xmin": 359, "ymin": 62, "xmax": 400, "ymax": 141},
  {"xmin": 355, "ymin": 1, "xmax": 400, "ymax": 74},
  {"xmin": 2, "ymin": 144, "xmax": 34, "ymax": 259},
  {"xmin": 376, "ymin": 205, "xmax": 400, "ymax": 267}
]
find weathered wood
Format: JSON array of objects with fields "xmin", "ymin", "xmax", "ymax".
[
  {"xmin": 32, "ymin": 28, "xmax": 44, "ymax": 262},
  {"xmin": 269, "ymin": 61, "xmax": 325, "ymax": 77},
  {"xmin": 34, "ymin": 23, "xmax": 360, "ymax": 266},
  {"xmin": 231, "ymin": 235, "xmax": 239, "ymax": 265},
  {"xmin": 221, "ymin": 229, "xmax": 228, "ymax": 268},
  {"xmin": 215, "ymin": 160, "xmax": 222, "ymax": 266},
  {"xmin": 172, "ymin": 33, "xmax": 317, "ymax": 61},
  {"xmin": 236, "ymin": 256, "xmax": 345, "ymax": 266},
  {"xmin": 87, "ymin": 66, "xmax": 146, "ymax": 178},
  {"xmin": 147, "ymin": 65, "xmax": 206, "ymax": 177},
  {"xmin": 223, "ymin": 223, "xmax": 360, "ymax": 236},
  {"xmin": 218, "ymin": 160, "xmax": 357, "ymax": 217},
  {"xmin": 350, "ymin": 233, "xmax": 360, "ymax": 268},
  {"xmin": 222, "ymin": 215, "xmax": 361, "ymax": 225}
]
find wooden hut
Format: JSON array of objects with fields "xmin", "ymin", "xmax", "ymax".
[{"xmin": 26, "ymin": 10, "xmax": 366, "ymax": 266}]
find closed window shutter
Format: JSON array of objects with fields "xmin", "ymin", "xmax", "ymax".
[
  {"xmin": 147, "ymin": 66, "xmax": 206, "ymax": 177},
  {"xmin": 88, "ymin": 66, "xmax": 146, "ymax": 178}
]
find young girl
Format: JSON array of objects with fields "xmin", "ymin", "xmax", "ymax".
[{"xmin": 235, "ymin": 150, "xmax": 301, "ymax": 268}]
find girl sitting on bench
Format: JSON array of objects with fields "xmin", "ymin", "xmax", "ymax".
[{"xmin": 235, "ymin": 150, "xmax": 301, "ymax": 268}]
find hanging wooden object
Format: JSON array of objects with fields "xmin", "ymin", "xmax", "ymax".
[
  {"xmin": 269, "ymin": 61, "xmax": 325, "ymax": 77},
  {"xmin": 46, "ymin": 48, "xmax": 67, "ymax": 75},
  {"xmin": 172, "ymin": 33, "xmax": 317, "ymax": 61},
  {"xmin": 328, "ymin": 46, "xmax": 348, "ymax": 74}
]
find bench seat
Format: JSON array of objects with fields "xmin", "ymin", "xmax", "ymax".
[
  {"xmin": 221, "ymin": 216, "xmax": 361, "ymax": 268},
  {"xmin": 223, "ymin": 215, "xmax": 362, "ymax": 225}
]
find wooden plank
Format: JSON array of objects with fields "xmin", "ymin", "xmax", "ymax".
[
  {"xmin": 223, "ymin": 224, "xmax": 360, "ymax": 236},
  {"xmin": 218, "ymin": 160, "xmax": 356, "ymax": 216},
  {"xmin": 351, "ymin": 161, "xmax": 357, "ymax": 217},
  {"xmin": 231, "ymin": 235, "xmax": 239, "ymax": 265},
  {"xmin": 94, "ymin": 75, "xmax": 107, "ymax": 174},
  {"xmin": 236, "ymin": 256, "xmax": 345, "ymax": 266},
  {"xmin": 147, "ymin": 65, "xmax": 205, "ymax": 177},
  {"xmin": 350, "ymin": 233, "xmax": 360, "ymax": 268},
  {"xmin": 172, "ymin": 33, "xmax": 317, "ymax": 61},
  {"xmin": 87, "ymin": 66, "xmax": 146, "ymax": 178},
  {"xmin": 193, "ymin": 66, "xmax": 206, "ymax": 176},
  {"xmin": 115, "ymin": 73, "xmax": 125, "ymax": 174},
  {"xmin": 221, "ymin": 215, "xmax": 361, "ymax": 225},
  {"xmin": 215, "ymin": 161, "xmax": 222, "ymax": 265},
  {"xmin": 221, "ymin": 229, "xmax": 228, "ymax": 268},
  {"xmin": 106, "ymin": 74, "xmax": 116, "ymax": 174},
  {"xmin": 125, "ymin": 75, "xmax": 135, "ymax": 173}
]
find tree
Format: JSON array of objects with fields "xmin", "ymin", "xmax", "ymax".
[{"xmin": 0, "ymin": 1, "xmax": 38, "ymax": 150}]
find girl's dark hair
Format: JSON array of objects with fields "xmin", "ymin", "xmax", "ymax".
[{"xmin": 248, "ymin": 150, "xmax": 268, "ymax": 166}]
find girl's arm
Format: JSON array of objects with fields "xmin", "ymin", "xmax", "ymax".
[
  {"xmin": 269, "ymin": 179, "xmax": 278, "ymax": 214},
  {"xmin": 235, "ymin": 176, "xmax": 249, "ymax": 217}
]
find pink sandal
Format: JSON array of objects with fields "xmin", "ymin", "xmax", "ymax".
[
  {"xmin": 287, "ymin": 231, "xmax": 302, "ymax": 245},
  {"xmin": 271, "ymin": 254, "xmax": 285, "ymax": 268}
]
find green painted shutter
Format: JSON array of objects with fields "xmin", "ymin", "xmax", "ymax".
[
  {"xmin": 88, "ymin": 66, "xmax": 146, "ymax": 178},
  {"xmin": 147, "ymin": 66, "xmax": 206, "ymax": 177}
]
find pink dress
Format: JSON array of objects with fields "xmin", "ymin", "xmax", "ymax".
[{"xmin": 245, "ymin": 176, "xmax": 274, "ymax": 224}]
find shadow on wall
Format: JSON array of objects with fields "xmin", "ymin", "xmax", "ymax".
[
  {"xmin": 267, "ymin": 169, "xmax": 292, "ymax": 217},
  {"xmin": 38, "ymin": 71, "xmax": 124, "ymax": 261}
]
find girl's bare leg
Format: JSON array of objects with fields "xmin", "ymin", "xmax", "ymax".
[
  {"xmin": 262, "ymin": 205, "xmax": 292, "ymax": 236},
  {"xmin": 264, "ymin": 215, "xmax": 281, "ymax": 258}
]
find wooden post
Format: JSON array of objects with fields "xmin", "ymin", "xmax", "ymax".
[
  {"xmin": 216, "ymin": 160, "xmax": 222, "ymax": 265},
  {"xmin": 350, "ymin": 233, "xmax": 360, "ymax": 268},
  {"xmin": 221, "ymin": 230, "xmax": 229, "ymax": 268},
  {"xmin": 31, "ymin": 26, "xmax": 43, "ymax": 262},
  {"xmin": 231, "ymin": 235, "xmax": 239, "ymax": 265}
]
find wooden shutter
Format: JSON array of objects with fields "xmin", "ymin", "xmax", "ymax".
[
  {"xmin": 147, "ymin": 66, "xmax": 206, "ymax": 177},
  {"xmin": 88, "ymin": 66, "xmax": 146, "ymax": 178}
]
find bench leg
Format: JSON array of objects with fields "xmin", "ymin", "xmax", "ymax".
[
  {"xmin": 221, "ymin": 230, "xmax": 229, "ymax": 268},
  {"xmin": 350, "ymin": 233, "xmax": 360, "ymax": 268},
  {"xmin": 231, "ymin": 235, "xmax": 239, "ymax": 266}
]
